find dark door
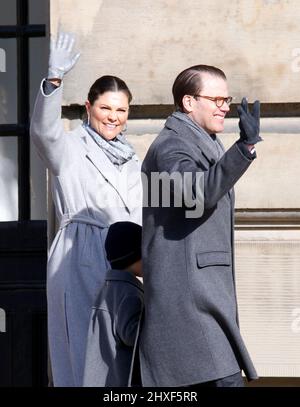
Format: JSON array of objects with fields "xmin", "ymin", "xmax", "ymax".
[{"xmin": 0, "ymin": 0, "xmax": 48, "ymax": 386}]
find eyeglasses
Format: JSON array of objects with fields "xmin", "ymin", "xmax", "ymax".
[{"xmin": 193, "ymin": 94, "xmax": 233, "ymax": 107}]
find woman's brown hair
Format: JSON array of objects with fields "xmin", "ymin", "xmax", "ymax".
[{"xmin": 88, "ymin": 75, "xmax": 132, "ymax": 105}]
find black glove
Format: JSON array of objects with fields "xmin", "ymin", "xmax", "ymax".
[{"xmin": 237, "ymin": 97, "xmax": 263, "ymax": 145}]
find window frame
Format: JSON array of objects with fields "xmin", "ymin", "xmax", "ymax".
[{"xmin": 0, "ymin": 0, "xmax": 46, "ymax": 221}]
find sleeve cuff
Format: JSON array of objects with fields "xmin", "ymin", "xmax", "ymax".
[
  {"xmin": 236, "ymin": 140, "xmax": 257, "ymax": 160},
  {"xmin": 42, "ymin": 79, "xmax": 60, "ymax": 95}
]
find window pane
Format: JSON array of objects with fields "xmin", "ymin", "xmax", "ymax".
[
  {"xmin": 0, "ymin": 39, "xmax": 17, "ymax": 124},
  {"xmin": 0, "ymin": 0, "xmax": 16, "ymax": 25},
  {"xmin": 30, "ymin": 141, "xmax": 47, "ymax": 220},
  {"xmin": 29, "ymin": 0, "xmax": 49, "ymax": 24},
  {"xmin": 0, "ymin": 137, "xmax": 18, "ymax": 221},
  {"xmin": 29, "ymin": 37, "xmax": 49, "ymax": 117},
  {"xmin": 30, "ymin": 37, "xmax": 48, "ymax": 220}
]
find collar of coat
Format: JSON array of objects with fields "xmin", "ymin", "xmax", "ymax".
[
  {"xmin": 77, "ymin": 125, "xmax": 140, "ymax": 210},
  {"xmin": 164, "ymin": 112, "xmax": 225, "ymax": 164}
]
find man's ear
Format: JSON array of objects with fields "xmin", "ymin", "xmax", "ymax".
[{"xmin": 182, "ymin": 95, "xmax": 194, "ymax": 113}]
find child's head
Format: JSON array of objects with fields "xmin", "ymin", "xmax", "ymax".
[{"xmin": 105, "ymin": 222, "xmax": 142, "ymax": 277}]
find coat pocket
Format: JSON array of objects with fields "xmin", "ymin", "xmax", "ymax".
[{"xmin": 196, "ymin": 251, "xmax": 231, "ymax": 269}]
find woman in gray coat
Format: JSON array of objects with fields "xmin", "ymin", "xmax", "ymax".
[{"xmin": 30, "ymin": 32, "xmax": 142, "ymax": 386}]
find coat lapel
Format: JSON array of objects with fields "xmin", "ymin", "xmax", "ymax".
[
  {"xmin": 166, "ymin": 116, "xmax": 235, "ymax": 201},
  {"xmin": 78, "ymin": 126, "xmax": 132, "ymax": 209},
  {"xmin": 165, "ymin": 116, "xmax": 219, "ymax": 164}
]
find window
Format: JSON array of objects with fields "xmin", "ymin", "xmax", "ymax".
[{"xmin": 0, "ymin": 0, "xmax": 47, "ymax": 221}]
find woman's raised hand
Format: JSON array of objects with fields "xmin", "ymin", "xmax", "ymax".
[{"xmin": 48, "ymin": 31, "xmax": 81, "ymax": 80}]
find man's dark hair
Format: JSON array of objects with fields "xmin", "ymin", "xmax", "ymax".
[{"xmin": 172, "ymin": 65, "xmax": 227, "ymax": 111}]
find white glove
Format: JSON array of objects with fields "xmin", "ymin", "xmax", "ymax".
[{"xmin": 48, "ymin": 32, "xmax": 81, "ymax": 80}]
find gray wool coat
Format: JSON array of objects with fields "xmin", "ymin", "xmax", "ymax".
[
  {"xmin": 83, "ymin": 270, "xmax": 144, "ymax": 387},
  {"xmin": 30, "ymin": 80, "xmax": 142, "ymax": 387},
  {"xmin": 139, "ymin": 114, "xmax": 258, "ymax": 387}
]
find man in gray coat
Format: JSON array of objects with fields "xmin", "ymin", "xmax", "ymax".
[{"xmin": 139, "ymin": 65, "xmax": 261, "ymax": 387}]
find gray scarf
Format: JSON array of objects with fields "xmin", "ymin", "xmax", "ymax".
[
  {"xmin": 171, "ymin": 111, "xmax": 224, "ymax": 159},
  {"xmin": 82, "ymin": 122, "xmax": 135, "ymax": 168}
]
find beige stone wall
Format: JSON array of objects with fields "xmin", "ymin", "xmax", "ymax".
[
  {"xmin": 236, "ymin": 229, "xmax": 300, "ymax": 378},
  {"xmin": 220, "ymin": 133, "xmax": 300, "ymax": 209},
  {"xmin": 51, "ymin": 0, "xmax": 300, "ymax": 105}
]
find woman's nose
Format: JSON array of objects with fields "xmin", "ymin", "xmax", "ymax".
[{"xmin": 108, "ymin": 110, "xmax": 118, "ymax": 121}]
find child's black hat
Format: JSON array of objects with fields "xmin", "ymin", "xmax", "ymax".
[{"xmin": 105, "ymin": 222, "xmax": 142, "ymax": 270}]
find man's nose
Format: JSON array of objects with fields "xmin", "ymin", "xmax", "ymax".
[{"xmin": 221, "ymin": 101, "xmax": 230, "ymax": 112}]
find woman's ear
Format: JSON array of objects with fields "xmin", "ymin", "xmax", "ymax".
[
  {"xmin": 85, "ymin": 100, "xmax": 91, "ymax": 114},
  {"xmin": 85, "ymin": 101, "xmax": 91, "ymax": 125},
  {"xmin": 182, "ymin": 95, "xmax": 194, "ymax": 113}
]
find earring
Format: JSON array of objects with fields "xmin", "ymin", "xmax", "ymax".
[
  {"xmin": 87, "ymin": 113, "xmax": 90, "ymax": 126},
  {"xmin": 122, "ymin": 124, "xmax": 127, "ymax": 132}
]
